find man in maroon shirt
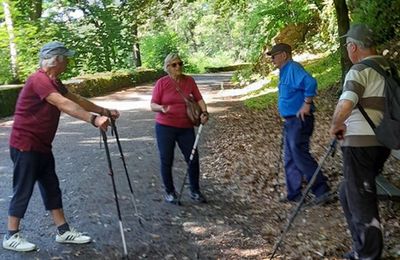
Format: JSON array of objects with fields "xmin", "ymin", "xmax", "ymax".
[{"xmin": 3, "ymin": 42, "xmax": 119, "ymax": 252}]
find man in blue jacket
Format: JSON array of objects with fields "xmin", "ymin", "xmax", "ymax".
[{"xmin": 267, "ymin": 43, "xmax": 331, "ymax": 203}]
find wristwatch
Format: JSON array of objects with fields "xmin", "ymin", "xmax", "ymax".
[{"xmin": 90, "ymin": 114, "xmax": 98, "ymax": 127}]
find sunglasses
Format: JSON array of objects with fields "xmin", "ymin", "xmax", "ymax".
[
  {"xmin": 170, "ymin": 61, "xmax": 183, "ymax": 68},
  {"xmin": 271, "ymin": 52, "xmax": 282, "ymax": 60}
]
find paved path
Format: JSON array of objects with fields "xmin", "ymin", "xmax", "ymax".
[{"xmin": 0, "ymin": 72, "xmax": 259, "ymax": 260}]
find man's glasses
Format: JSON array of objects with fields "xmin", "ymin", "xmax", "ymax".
[
  {"xmin": 271, "ymin": 52, "xmax": 282, "ymax": 60},
  {"xmin": 170, "ymin": 61, "xmax": 183, "ymax": 68}
]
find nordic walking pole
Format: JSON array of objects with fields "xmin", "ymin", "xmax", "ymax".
[
  {"xmin": 177, "ymin": 124, "xmax": 204, "ymax": 205},
  {"xmin": 100, "ymin": 129, "xmax": 128, "ymax": 259},
  {"xmin": 109, "ymin": 117, "xmax": 144, "ymax": 226},
  {"xmin": 269, "ymin": 138, "xmax": 337, "ymax": 259}
]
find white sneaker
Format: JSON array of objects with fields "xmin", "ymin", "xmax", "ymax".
[
  {"xmin": 2, "ymin": 233, "xmax": 37, "ymax": 252},
  {"xmin": 55, "ymin": 228, "xmax": 91, "ymax": 244}
]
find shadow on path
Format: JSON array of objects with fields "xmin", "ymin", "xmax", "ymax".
[{"xmin": 0, "ymin": 72, "xmax": 269, "ymax": 259}]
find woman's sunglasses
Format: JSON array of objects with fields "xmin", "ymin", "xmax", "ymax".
[{"xmin": 170, "ymin": 61, "xmax": 183, "ymax": 68}]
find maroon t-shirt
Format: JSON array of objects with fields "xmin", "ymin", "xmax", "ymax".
[
  {"xmin": 9, "ymin": 69, "xmax": 68, "ymax": 153},
  {"xmin": 151, "ymin": 75, "xmax": 203, "ymax": 128}
]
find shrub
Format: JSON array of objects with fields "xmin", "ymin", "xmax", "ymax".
[
  {"xmin": 0, "ymin": 86, "xmax": 22, "ymax": 117},
  {"xmin": 0, "ymin": 69, "xmax": 165, "ymax": 118},
  {"xmin": 140, "ymin": 31, "xmax": 181, "ymax": 70}
]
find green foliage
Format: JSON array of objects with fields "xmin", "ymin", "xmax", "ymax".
[
  {"xmin": 232, "ymin": 67, "xmax": 263, "ymax": 86},
  {"xmin": 244, "ymin": 76, "xmax": 278, "ymax": 109},
  {"xmin": 1, "ymin": 0, "xmax": 399, "ymax": 87},
  {"xmin": 0, "ymin": 69, "xmax": 165, "ymax": 118},
  {"xmin": 140, "ymin": 31, "xmax": 181, "ymax": 70},
  {"xmin": 348, "ymin": 0, "xmax": 400, "ymax": 44},
  {"xmin": 0, "ymin": 86, "xmax": 22, "ymax": 117},
  {"xmin": 188, "ymin": 51, "xmax": 238, "ymax": 73},
  {"xmin": 233, "ymin": 0, "xmax": 319, "ymax": 61},
  {"xmin": 244, "ymin": 92, "xmax": 278, "ymax": 110},
  {"xmin": 69, "ymin": 69, "xmax": 165, "ymax": 97},
  {"xmin": 205, "ymin": 63, "xmax": 252, "ymax": 73},
  {"xmin": 0, "ymin": 31, "xmax": 13, "ymax": 84},
  {"xmin": 304, "ymin": 52, "xmax": 341, "ymax": 91}
]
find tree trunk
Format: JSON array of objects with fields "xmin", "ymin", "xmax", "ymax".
[
  {"xmin": 132, "ymin": 25, "xmax": 142, "ymax": 67},
  {"xmin": 133, "ymin": 43, "xmax": 142, "ymax": 67},
  {"xmin": 333, "ymin": 0, "xmax": 352, "ymax": 85},
  {"xmin": 31, "ymin": 0, "xmax": 42, "ymax": 21},
  {"xmin": 3, "ymin": 0, "xmax": 19, "ymax": 82}
]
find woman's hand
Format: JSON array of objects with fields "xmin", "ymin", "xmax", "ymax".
[{"xmin": 161, "ymin": 105, "xmax": 170, "ymax": 114}]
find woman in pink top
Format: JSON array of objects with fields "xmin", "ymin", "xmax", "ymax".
[{"xmin": 151, "ymin": 53, "xmax": 209, "ymax": 204}]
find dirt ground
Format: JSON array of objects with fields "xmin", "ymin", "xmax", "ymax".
[{"xmin": 0, "ymin": 72, "xmax": 399, "ymax": 260}]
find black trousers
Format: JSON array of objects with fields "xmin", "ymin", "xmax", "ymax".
[
  {"xmin": 339, "ymin": 146, "xmax": 390, "ymax": 259},
  {"xmin": 8, "ymin": 147, "xmax": 63, "ymax": 218}
]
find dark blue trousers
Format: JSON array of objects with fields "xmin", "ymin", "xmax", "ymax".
[
  {"xmin": 340, "ymin": 146, "xmax": 390, "ymax": 259},
  {"xmin": 283, "ymin": 115, "xmax": 329, "ymax": 200},
  {"xmin": 9, "ymin": 147, "xmax": 63, "ymax": 218},
  {"xmin": 155, "ymin": 123, "xmax": 200, "ymax": 194}
]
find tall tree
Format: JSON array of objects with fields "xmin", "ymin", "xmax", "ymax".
[
  {"xmin": 121, "ymin": 0, "xmax": 160, "ymax": 68},
  {"xmin": 2, "ymin": 0, "xmax": 19, "ymax": 82},
  {"xmin": 333, "ymin": 0, "xmax": 352, "ymax": 83},
  {"xmin": 14, "ymin": 0, "xmax": 42, "ymax": 22}
]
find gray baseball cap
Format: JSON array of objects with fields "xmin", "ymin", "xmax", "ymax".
[
  {"xmin": 39, "ymin": 41, "xmax": 75, "ymax": 59},
  {"xmin": 341, "ymin": 24, "xmax": 376, "ymax": 47}
]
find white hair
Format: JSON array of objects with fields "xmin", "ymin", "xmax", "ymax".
[
  {"xmin": 163, "ymin": 53, "xmax": 181, "ymax": 73},
  {"xmin": 346, "ymin": 37, "xmax": 369, "ymax": 49},
  {"xmin": 39, "ymin": 55, "xmax": 65, "ymax": 68}
]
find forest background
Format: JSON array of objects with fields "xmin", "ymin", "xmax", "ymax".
[
  {"xmin": 1, "ymin": 1, "xmax": 400, "ymax": 258},
  {"xmin": 1, "ymin": 0, "xmax": 400, "ymax": 93}
]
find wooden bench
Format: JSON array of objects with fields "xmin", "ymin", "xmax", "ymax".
[{"xmin": 376, "ymin": 150, "xmax": 400, "ymax": 202}]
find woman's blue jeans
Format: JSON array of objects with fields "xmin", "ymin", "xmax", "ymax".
[{"xmin": 155, "ymin": 123, "xmax": 200, "ymax": 194}]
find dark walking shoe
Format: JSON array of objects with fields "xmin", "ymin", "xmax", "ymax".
[
  {"xmin": 279, "ymin": 195, "xmax": 302, "ymax": 203},
  {"xmin": 314, "ymin": 191, "xmax": 336, "ymax": 206},
  {"xmin": 164, "ymin": 192, "xmax": 178, "ymax": 204},
  {"xmin": 190, "ymin": 191, "xmax": 207, "ymax": 203},
  {"xmin": 343, "ymin": 251, "xmax": 359, "ymax": 260}
]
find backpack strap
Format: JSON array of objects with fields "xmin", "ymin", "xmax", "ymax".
[
  {"xmin": 360, "ymin": 59, "xmax": 390, "ymax": 78},
  {"xmin": 356, "ymin": 59, "xmax": 389, "ymax": 130},
  {"xmin": 357, "ymin": 103, "xmax": 377, "ymax": 129}
]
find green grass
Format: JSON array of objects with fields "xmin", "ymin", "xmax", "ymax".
[
  {"xmin": 244, "ymin": 52, "xmax": 341, "ymax": 110},
  {"xmin": 243, "ymin": 76, "xmax": 278, "ymax": 110},
  {"xmin": 305, "ymin": 52, "xmax": 341, "ymax": 91}
]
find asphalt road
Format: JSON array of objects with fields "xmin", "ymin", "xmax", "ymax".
[{"xmin": 0, "ymin": 72, "xmax": 241, "ymax": 260}]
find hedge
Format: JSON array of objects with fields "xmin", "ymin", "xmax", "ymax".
[
  {"xmin": 0, "ymin": 69, "xmax": 165, "ymax": 118},
  {"xmin": 204, "ymin": 63, "xmax": 252, "ymax": 73},
  {"xmin": 0, "ymin": 86, "xmax": 23, "ymax": 118}
]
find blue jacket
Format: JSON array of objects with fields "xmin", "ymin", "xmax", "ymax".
[{"xmin": 278, "ymin": 60, "xmax": 317, "ymax": 117}]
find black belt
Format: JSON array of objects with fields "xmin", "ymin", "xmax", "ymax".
[
  {"xmin": 283, "ymin": 115, "xmax": 297, "ymax": 120},
  {"xmin": 283, "ymin": 114, "xmax": 313, "ymax": 120}
]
